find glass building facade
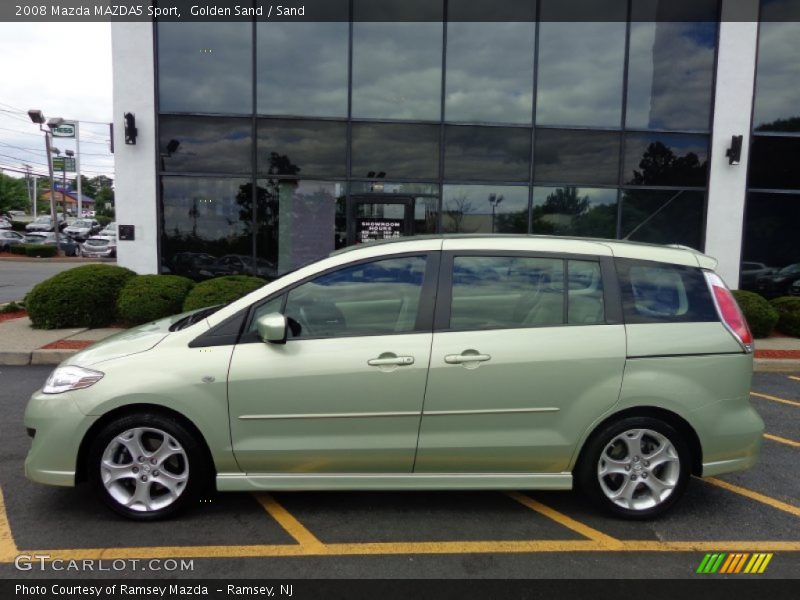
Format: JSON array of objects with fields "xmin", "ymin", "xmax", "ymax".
[
  {"xmin": 155, "ymin": 0, "xmax": 722, "ymax": 280},
  {"xmin": 740, "ymin": 0, "xmax": 800, "ymax": 296}
]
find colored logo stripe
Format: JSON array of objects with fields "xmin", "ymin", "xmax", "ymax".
[{"xmin": 697, "ymin": 553, "xmax": 773, "ymax": 574}]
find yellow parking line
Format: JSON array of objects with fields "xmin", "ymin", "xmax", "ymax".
[
  {"xmin": 703, "ymin": 478, "xmax": 800, "ymax": 517},
  {"xmin": 788, "ymin": 376, "xmax": 800, "ymax": 383},
  {"xmin": 11, "ymin": 539, "xmax": 800, "ymax": 562},
  {"xmin": 750, "ymin": 391, "xmax": 800, "ymax": 408},
  {"xmin": 254, "ymin": 493, "xmax": 325, "ymax": 551},
  {"xmin": 505, "ymin": 491, "xmax": 622, "ymax": 548},
  {"xmin": 0, "ymin": 487, "xmax": 19, "ymax": 563},
  {"xmin": 764, "ymin": 433, "xmax": 800, "ymax": 448}
]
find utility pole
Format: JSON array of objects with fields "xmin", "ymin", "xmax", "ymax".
[
  {"xmin": 32, "ymin": 175, "xmax": 37, "ymax": 218},
  {"xmin": 23, "ymin": 164, "xmax": 32, "ymax": 213},
  {"xmin": 75, "ymin": 121, "xmax": 82, "ymax": 218},
  {"xmin": 44, "ymin": 132, "xmax": 61, "ymax": 255}
]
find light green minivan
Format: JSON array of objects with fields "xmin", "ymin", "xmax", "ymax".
[{"xmin": 24, "ymin": 236, "xmax": 763, "ymax": 520}]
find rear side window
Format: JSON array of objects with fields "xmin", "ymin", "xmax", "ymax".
[{"xmin": 616, "ymin": 258, "xmax": 717, "ymax": 323}]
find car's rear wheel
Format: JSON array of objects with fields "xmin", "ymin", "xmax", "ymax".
[
  {"xmin": 87, "ymin": 414, "xmax": 206, "ymax": 520},
  {"xmin": 577, "ymin": 416, "xmax": 690, "ymax": 519}
]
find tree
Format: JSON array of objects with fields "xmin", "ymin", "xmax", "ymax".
[
  {"xmin": 443, "ymin": 196, "xmax": 479, "ymax": 233},
  {"xmin": 0, "ymin": 172, "xmax": 29, "ymax": 214}
]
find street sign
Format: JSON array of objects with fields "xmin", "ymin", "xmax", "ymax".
[
  {"xmin": 52, "ymin": 157, "xmax": 76, "ymax": 172},
  {"xmin": 51, "ymin": 123, "xmax": 76, "ymax": 138}
]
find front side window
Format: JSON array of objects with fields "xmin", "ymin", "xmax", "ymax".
[{"xmin": 274, "ymin": 256, "xmax": 428, "ymax": 339}]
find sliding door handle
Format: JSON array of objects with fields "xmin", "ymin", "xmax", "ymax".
[{"xmin": 444, "ymin": 352, "xmax": 491, "ymax": 364}]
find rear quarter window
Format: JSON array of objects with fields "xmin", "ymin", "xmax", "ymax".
[{"xmin": 616, "ymin": 258, "xmax": 717, "ymax": 323}]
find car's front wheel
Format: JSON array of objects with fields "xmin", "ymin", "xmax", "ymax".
[
  {"xmin": 577, "ymin": 416, "xmax": 690, "ymax": 519},
  {"xmin": 87, "ymin": 414, "xmax": 206, "ymax": 520}
]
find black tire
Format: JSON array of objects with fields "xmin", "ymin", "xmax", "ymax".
[
  {"xmin": 87, "ymin": 413, "xmax": 208, "ymax": 520},
  {"xmin": 576, "ymin": 416, "xmax": 691, "ymax": 520}
]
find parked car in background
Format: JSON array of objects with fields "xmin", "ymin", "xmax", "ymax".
[
  {"xmin": 25, "ymin": 215, "xmax": 66, "ymax": 233},
  {"xmin": 0, "ymin": 217, "xmax": 11, "ymax": 230},
  {"xmin": 211, "ymin": 254, "xmax": 278, "ymax": 280},
  {"xmin": 63, "ymin": 219, "xmax": 102, "ymax": 241},
  {"xmin": 81, "ymin": 235, "xmax": 117, "ymax": 259},
  {"xmin": 739, "ymin": 261, "xmax": 775, "ymax": 291},
  {"xmin": 100, "ymin": 222, "xmax": 116, "ymax": 237},
  {"xmin": 81, "ymin": 210, "xmax": 97, "ymax": 218},
  {"xmin": 0, "ymin": 230, "xmax": 24, "ymax": 251},
  {"xmin": 22, "ymin": 232, "xmax": 81, "ymax": 256},
  {"xmin": 790, "ymin": 280, "xmax": 800, "ymax": 297},
  {"xmin": 755, "ymin": 262, "xmax": 800, "ymax": 297},
  {"xmin": 8, "ymin": 210, "xmax": 26, "ymax": 218},
  {"xmin": 170, "ymin": 251, "xmax": 218, "ymax": 279},
  {"xmin": 23, "ymin": 236, "xmax": 762, "ymax": 521}
]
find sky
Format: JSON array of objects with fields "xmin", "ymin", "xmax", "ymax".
[{"xmin": 0, "ymin": 23, "xmax": 115, "ymax": 182}]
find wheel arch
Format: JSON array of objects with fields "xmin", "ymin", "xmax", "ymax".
[
  {"xmin": 574, "ymin": 406, "xmax": 703, "ymax": 477},
  {"xmin": 75, "ymin": 403, "xmax": 217, "ymax": 484}
]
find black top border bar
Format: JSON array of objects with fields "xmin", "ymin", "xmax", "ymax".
[{"xmin": 3, "ymin": 0, "xmax": 791, "ymax": 22}]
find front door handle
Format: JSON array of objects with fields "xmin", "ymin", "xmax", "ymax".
[
  {"xmin": 444, "ymin": 351, "xmax": 492, "ymax": 365},
  {"xmin": 368, "ymin": 355, "xmax": 415, "ymax": 367}
]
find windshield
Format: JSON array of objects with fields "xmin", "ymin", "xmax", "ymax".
[
  {"xmin": 72, "ymin": 220, "xmax": 92, "ymax": 227},
  {"xmin": 169, "ymin": 305, "xmax": 224, "ymax": 332},
  {"xmin": 33, "ymin": 217, "xmax": 50, "ymax": 223}
]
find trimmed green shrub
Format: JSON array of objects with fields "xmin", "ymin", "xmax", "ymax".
[
  {"xmin": 732, "ymin": 290, "xmax": 778, "ymax": 338},
  {"xmin": 183, "ymin": 275, "xmax": 265, "ymax": 312},
  {"xmin": 24, "ymin": 244, "xmax": 57, "ymax": 258},
  {"xmin": 0, "ymin": 301, "xmax": 23, "ymax": 313},
  {"xmin": 117, "ymin": 275, "xmax": 195, "ymax": 326},
  {"xmin": 26, "ymin": 264, "xmax": 136, "ymax": 329},
  {"xmin": 96, "ymin": 215, "xmax": 112, "ymax": 226},
  {"xmin": 770, "ymin": 296, "xmax": 800, "ymax": 337},
  {"xmin": 9, "ymin": 244, "xmax": 26, "ymax": 255}
]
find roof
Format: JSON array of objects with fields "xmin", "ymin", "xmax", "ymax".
[
  {"xmin": 331, "ymin": 234, "xmax": 717, "ymax": 270},
  {"xmin": 45, "ymin": 189, "xmax": 96, "ymax": 204}
]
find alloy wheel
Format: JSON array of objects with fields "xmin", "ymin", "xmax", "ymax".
[
  {"xmin": 596, "ymin": 428, "xmax": 680, "ymax": 511},
  {"xmin": 100, "ymin": 427, "xmax": 189, "ymax": 512}
]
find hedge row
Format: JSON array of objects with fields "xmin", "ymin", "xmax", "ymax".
[
  {"xmin": 732, "ymin": 291, "xmax": 800, "ymax": 339},
  {"xmin": 25, "ymin": 265, "xmax": 266, "ymax": 329},
  {"xmin": 9, "ymin": 244, "xmax": 60, "ymax": 257}
]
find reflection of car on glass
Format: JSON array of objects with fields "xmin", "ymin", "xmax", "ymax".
[
  {"xmin": 100, "ymin": 222, "xmax": 116, "ymax": 237},
  {"xmin": 170, "ymin": 252, "xmax": 217, "ymax": 279},
  {"xmin": 755, "ymin": 263, "xmax": 800, "ymax": 297},
  {"xmin": 63, "ymin": 219, "xmax": 102, "ymax": 241},
  {"xmin": 202, "ymin": 255, "xmax": 278, "ymax": 280},
  {"xmin": 81, "ymin": 235, "xmax": 117, "ymax": 258},
  {"xmin": 24, "ymin": 236, "xmax": 762, "ymax": 521},
  {"xmin": 739, "ymin": 262, "xmax": 774, "ymax": 291},
  {"xmin": 25, "ymin": 215, "xmax": 66, "ymax": 232},
  {"xmin": 789, "ymin": 280, "xmax": 800, "ymax": 297},
  {"xmin": 23, "ymin": 232, "xmax": 82, "ymax": 256},
  {"xmin": 0, "ymin": 230, "xmax": 25, "ymax": 251}
]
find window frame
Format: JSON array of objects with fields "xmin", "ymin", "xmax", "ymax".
[{"xmin": 433, "ymin": 250, "xmax": 622, "ymax": 333}]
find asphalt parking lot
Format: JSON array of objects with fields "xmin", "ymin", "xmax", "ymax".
[{"xmin": 0, "ymin": 366, "xmax": 797, "ymax": 579}]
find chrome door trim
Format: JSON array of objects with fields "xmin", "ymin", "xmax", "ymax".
[
  {"xmin": 423, "ymin": 407, "xmax": 559, "ymax": 416},
  {"xmin": 238, "ymin": 411, "xmax": 419, "ymax": 420}
]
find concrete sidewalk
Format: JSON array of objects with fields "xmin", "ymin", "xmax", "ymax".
[
  {"xmin": 0, "ymin": 315, "xmax": 121, "ymax": 365},
  {"xmin": 0, "ymin": 311, "xmax": 799, "ymax": 370}
]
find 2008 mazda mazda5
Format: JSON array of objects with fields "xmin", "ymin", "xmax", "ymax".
[{"xmin": 24, "ymin": 235, "xmax": 763, "ymax": 520}]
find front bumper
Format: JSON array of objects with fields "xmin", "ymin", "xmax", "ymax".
[{"xmin": 23, "ymin": 390, "xmax": 98, "ymax": 487}]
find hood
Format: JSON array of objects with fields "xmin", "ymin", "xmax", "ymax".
[{"xmin": 65, "ymin": 311, "xmax": 200, "ymax": 367}]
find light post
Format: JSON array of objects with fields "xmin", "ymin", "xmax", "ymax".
[
  {"xmin": 28, "ymin": 110, "xmax": 64, "ymax": 256},
  {"xmin": 65, "ymin": 150, "xmax": 74, "ymax": 216},
  {"xmin": 488, "ymin": 193, "xmax": 504, "ymax": 234}
]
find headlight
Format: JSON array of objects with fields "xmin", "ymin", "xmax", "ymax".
[{"xmin": 43, "ymin": 366, "xmax": 104, "ymax": 394}]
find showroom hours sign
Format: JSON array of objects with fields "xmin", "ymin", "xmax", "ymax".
[{"xmin": 357, "ymin": 219, "xmax": 403, "ymax": 243}]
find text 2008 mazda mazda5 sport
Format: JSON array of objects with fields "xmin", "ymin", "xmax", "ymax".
[{"xmin": 23, "ymin": 236, "xmax": 763, "ymax": 520}]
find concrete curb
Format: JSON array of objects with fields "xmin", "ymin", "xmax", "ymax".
[{"xmin": 753, "ymin": 359, "xmax": 800, "ymax": 373}]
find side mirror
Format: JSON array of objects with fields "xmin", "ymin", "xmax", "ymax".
[{"xmin": 256, "ymin": 312, "xmax": 287, "ymax": 344}]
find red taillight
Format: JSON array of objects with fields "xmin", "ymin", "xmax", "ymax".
[{"xmin": 705, "ymin": 272, "xmax": 753, "ymax": 351}]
